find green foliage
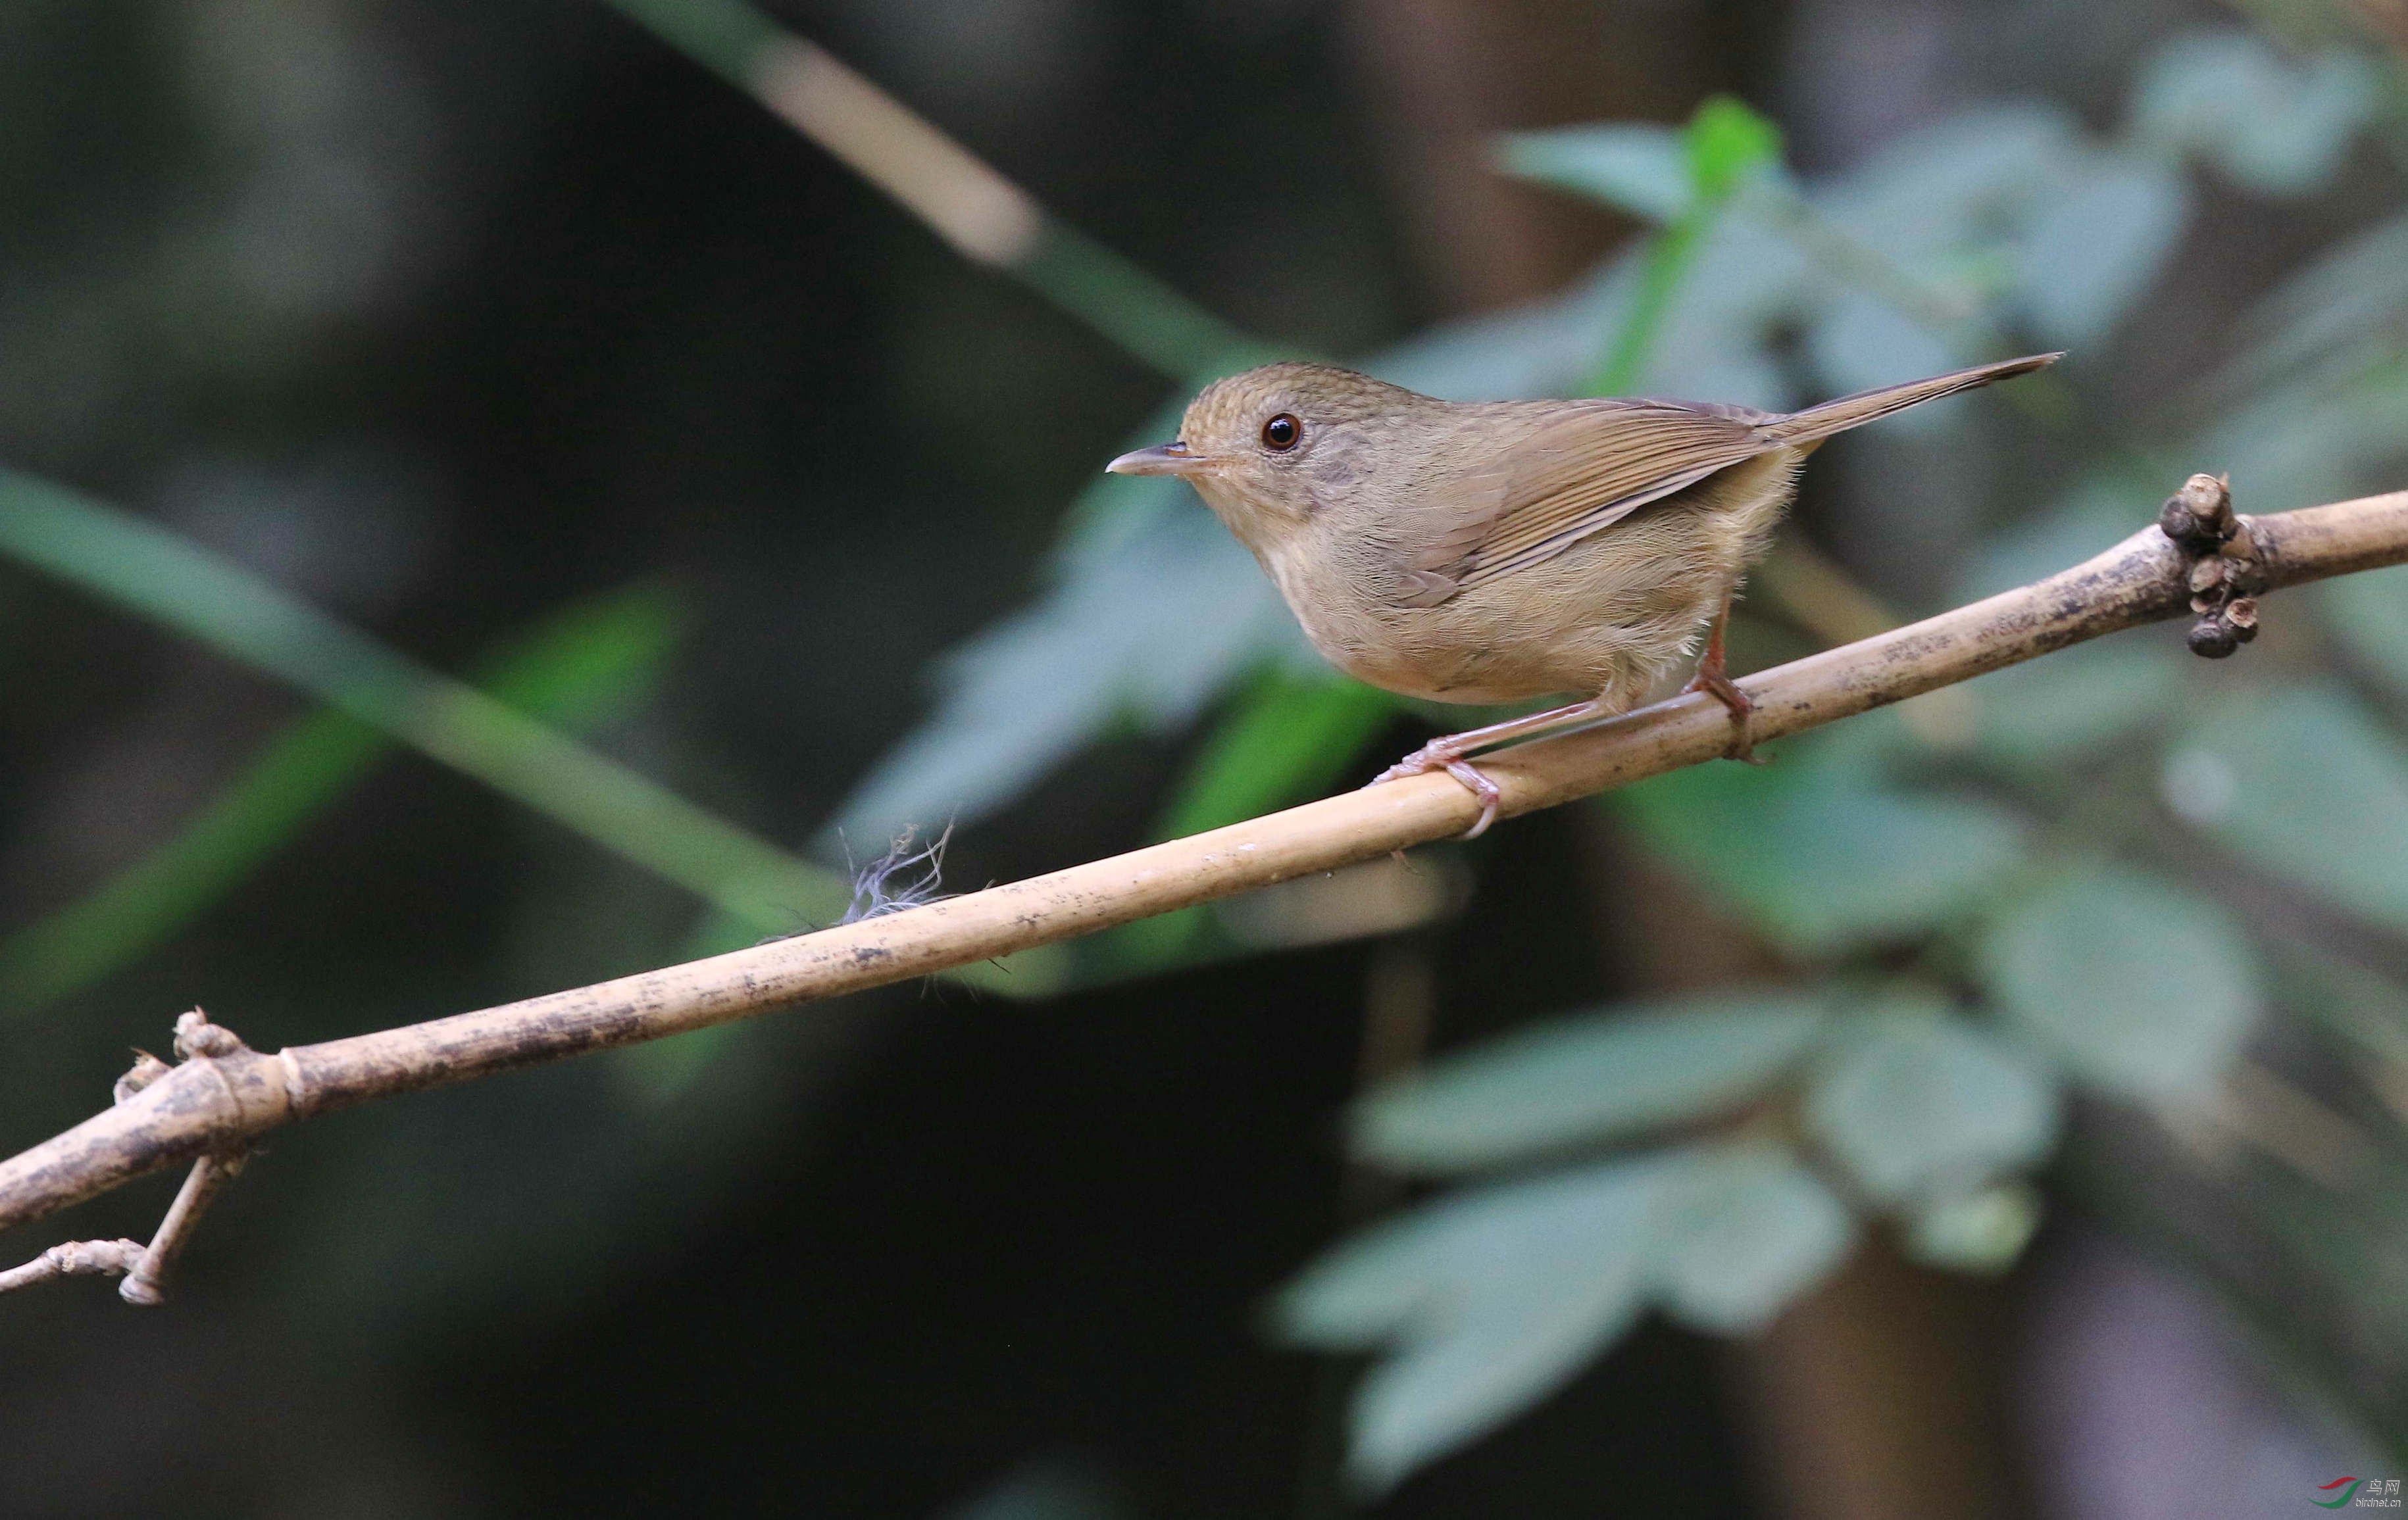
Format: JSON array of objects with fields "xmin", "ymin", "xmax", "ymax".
[
  {"xmin": 1351, "ymin": 992, "xmax": 1828, "ymax": 1173},
  {"xmin": 1902, "ymin": 1181, "xmax": 2044, "ymax": 1274},
  {"xmin": 1803, "ymin": 1006, "xmax": 2061, "ymax": 1204},
  {"xmin": 0, "ymin": 584, "xmax": 687, "ymax": 1011},
  {"xmin": 0, "ymin": 466, "xmax": 868, "ymax": 952},
  {"xmin": 1963, "ymin": 637, "xmax": 2184, "ymax": 773},
  {"xmin": 1615, "ymin": 725, "xmax": 2028, "ymax": 954},
  {"xmin": 597, "ymin": 0, "xmax": 781, "ymax": 89},
  {"xmin": 1499, "ymin": 124, "xmax": 1692, "ymax": 222},
  {"xmin": 1588, "ymin": 95, "xmax": 1783, "ymax": 395},
  {"xmin": 2176, "ymin": 685, "xmax": 2408, "ymax": 936},
  {"xmin": 1151, "ymin": 666, "xmax": 1400, "ymax": 841},
  {"xmin": 1979, "ymin": 864, "xmax": 2263, "ymax": 1099},
  {"xmin": 2323, "ymin": 563, "xmax": 2408, "ymax": 698},
  {"xmin": 1648, "ymin": 1146, "xmax": 1854, "ymax": 1335},
  {"xmin": 1254, "ymin": 28, "xmax": 2408, "ymax": 1484},
  {"xmin": 1276, "ymin": 1154, "xmax": 1670, "ymax": 1492}
]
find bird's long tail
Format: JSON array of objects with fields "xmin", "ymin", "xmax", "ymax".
[{"xmin": 1756, "ymin": 353, "xmax": 2061, "ymax": 447}]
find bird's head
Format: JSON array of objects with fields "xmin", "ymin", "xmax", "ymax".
[{"xmin": 1106, "ymin": 362, "xmax": 1426, "ymax": 552}]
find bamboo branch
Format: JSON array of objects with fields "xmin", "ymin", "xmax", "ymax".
[{"xmin": 3, "ymin": 485, "xmax": 2404, "ymax": 1250}]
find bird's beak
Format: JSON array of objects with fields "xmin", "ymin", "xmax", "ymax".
[{"xmin": 1105, "ymin": 441, "xmax": 1208, "ymax": 477}]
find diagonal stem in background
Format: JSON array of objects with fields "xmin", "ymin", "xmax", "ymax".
[{"xmin": 1, "ymin": 486, "xmax": 2403, "ymax": 1245}]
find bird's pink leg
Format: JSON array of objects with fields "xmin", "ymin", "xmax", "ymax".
[
  {"xmin": 1681, "ymin": 601, "xmax": 1761, "ymax": 763},
  {"xmin": 1367, "ymin": 697, "xmax": 1605, "ymax": 839}
]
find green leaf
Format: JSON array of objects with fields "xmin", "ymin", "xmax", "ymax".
[
  {"xmin": 1953, "ymin": 476, "xmax": 2155, "ymax": 602},
  {"xmin": 2172, "ymin": 685, "xmax": 2408, "ymax": 938},
  {"xmin": 1152, "ymin": 666, "xmax": 1399, "ymax": 840},
  {"xmin": 1965, "ymin": 637, "xmax": 2181, "ymax": 772},
  {"xmin": 1901, "ymin": 1181, "xmax": 2044, "ymax": 1275},
  {"xmin": 831, "ymin": 496, "xmax": 1294, "ymax": 843},
  {"xmin": 1978, "ymin": 864, "xmax": 2261, "ymax": 1098},
  {"xmin": 1499, "ymin": 124, "xmax": 1692, "ymax": 222},
  {"xmin": 2322, "ymin": 564, "xmax": 2408, "ymax": 703},
  {"xmin": 1615, "ymin": 742, "xmax": 2028, "ymax": 955},
  {"xmin": 1586, "ymin": 96, "xmax": 1784, "ymax": 397},
  {"xmin": 2224, "ymin": 209, "xmax": 2408, "ymax": 395},
  {"xmin": 2128, "ymin": 32, "xmax": 2380, "ymax": 197},
  {"xmin": 1274, "ymin": 1157, "xmax": 1677, "ymax": 1491},
  {"xmin": 1647, "ymin": 1146, "xmax": 1854, "ymax": 1335},
  {"xmin": 1803, "ymin": 1007, "xmax": 2061, "ymax": 1205},
  {"xmin": 2013, "ymin": 153, "xmax": 2190, "ymax": 345},
  {"xmin": 1351, "ymin": 991, "xmax": 1829, "ymax": 1174},
  {"xmin": 1684, "ymin": 95, "xmax": 1784, "ymax": 204}
]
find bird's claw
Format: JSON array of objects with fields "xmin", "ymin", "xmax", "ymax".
[
  {"xmin": 1367, "ymin": 745, "xmax": 1500, "ymax": 839},
  {"xmin": 1682, "ymin": 670, "xmax": 1765, "ymax": 765}
]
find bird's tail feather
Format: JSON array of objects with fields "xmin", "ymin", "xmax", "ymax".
[{"xmin": 1757, "ymin": 353, "xmax": 2061, "ymax": 446}]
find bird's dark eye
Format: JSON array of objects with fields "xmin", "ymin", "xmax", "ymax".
[{"xmin": 1261, "ymin": 413, "xmax": 1301, "ymax": 451}]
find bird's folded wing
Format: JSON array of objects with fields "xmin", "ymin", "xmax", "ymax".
[{"xmin": 1401, "ymin": 400, "xmax": 1768, "ymax": 604}]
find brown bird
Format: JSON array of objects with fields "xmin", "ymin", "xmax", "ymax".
[{"xmin": 1108, "ymin": 353, "xmax": 2059, "ymax": 835}]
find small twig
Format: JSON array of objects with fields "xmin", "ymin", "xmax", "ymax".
[
  {"xmin": 113, "ymin": 1012, "xmax": 255, "ymax": 1306},
  {"xmin": 0, "ymin": 1013, "xmax": 256, "ymax": 1302},
  {"xmin": 0, "ymin": 485, "xmax": 2404, "ymax": 1253},
  {"xmin": 0, "ymin": 1238, "xmax": 146, "ymax": 1294},
  {"xmin": 118, "ymin": 1150, "xmax": 247, "ymax": 1307}
]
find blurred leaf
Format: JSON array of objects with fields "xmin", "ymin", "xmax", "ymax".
[
  {"xmin": 610, "ymin": 0, "xmax": 1259, "ymax": 381},
  {"xmin": 600, "ymin": 0, "xmax": 778, "ymax": 86},
  {"xmin": 1978, "ymin": 864, "xmax": 2261, "ymax": 1098},
  {"xmin": 2271, "ymin": 944, "xmax": 2408, "ymax": 1074},
  {"xmin": 2224, "ymin": 210, "xmax": 2408, "ymax": 397},
  {"xmin": 0, "ymin": 467, "xmax": 850, "ymax": 931},
  {"xmin": 2197, "ymin": 355, "xmax": 2408, "ymax": 512},
  {"xmin": 2014, "ymin": 153, "xmax": 2191, "ymax": 345},
  {"xmin": 1647, "ymin": 1145, "xmax": 1854, "ymax": 1335},
  {"xmin": 1809, "ymin": 103, "xmax": 2080, "ymax": 277},
  {"xmin": 0, "ymin": 583, "xmax": 686, "ymax": 1010},
  {"xmin": 1685, "ymin": 95, "xmax": 1784, "ymax": 202},
  {"xmin": 2174, "ymin": 685, "xmax": 2408, "ymax": 937},
  {"xmin": 829, "ymin": 500, "xmax": 1293, "ymax": 843},
  {"xmin": 1803, "ymin": 1006, "xmax": 2061, "ymax": 1205},
  {"xmin": 1953, "ymin": 475, "xmax": 2155, "ymax": 601},
  {"xmin": 1806, "ymin": 291, "xmax": 1964, "ymax": 412},
  {"xmin": 1615, "ymin": 743, "xmax": 2028, "ymax": 955},
  {"xmin": 1500, "ymin": 124, "xmax": 1690, "ymax": 222},
  {"xmin": 1967, "ymin": 636, "xmax": 2182, "ymax": 772},
  {"xmin": 2323, "ymin": 564, "xmax": 2408, "ymax": 702},
  {"xmin": 1351, "ymin": 991, "xmax": 1829, "ymax": 1174},
  {"xmin": 1590, "ymin": 96, "xmax": 1782, "ymax": 395},
  {"xmin": 1274, "ymin": 1156, "xmax": 1676, "ymax": 1491},
  {"xmin": 1901, "ymin": 1181, "xmax": 2044, "ymax": 1274},
  {"xmin": 2128, "ymin": 31, "xmax": 2380, "ymax": 196},
  {"xmin": 947, "ymin": 1458, "xmax": 1134, "ymax": 1520},
  {"xmin": 1152, "ymin": 667, "xmax": 1399, "ymax": 839}
]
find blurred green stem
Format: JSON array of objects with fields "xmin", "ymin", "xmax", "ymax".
[
  {"xmin": 0, "ymin": 468, "xmax": 851, "ymax": 953},
  {"xmin": 0, "ymin": 586, "xmax": 685, "ymax": 1011},
  {"xmin": 1590, "ymin": 97, "xmax": 1781, "ymax": 395},
  {"xmin": 599, "ymin": 0, "xmax": 1257, "ymax": 381}
]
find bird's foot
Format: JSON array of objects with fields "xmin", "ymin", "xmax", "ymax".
[
  {"xmin": 1368, "ymin": 743, "xmax": 1501, "ymax": 840},
  {"xmin": 1682, "ymin": 668, "xmax": 1765, "ymax": 764}
]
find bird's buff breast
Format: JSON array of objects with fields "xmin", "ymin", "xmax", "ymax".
[{"xmin": 1265, "ymin": 514, "xmax": 1730, "ymax": 711}]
